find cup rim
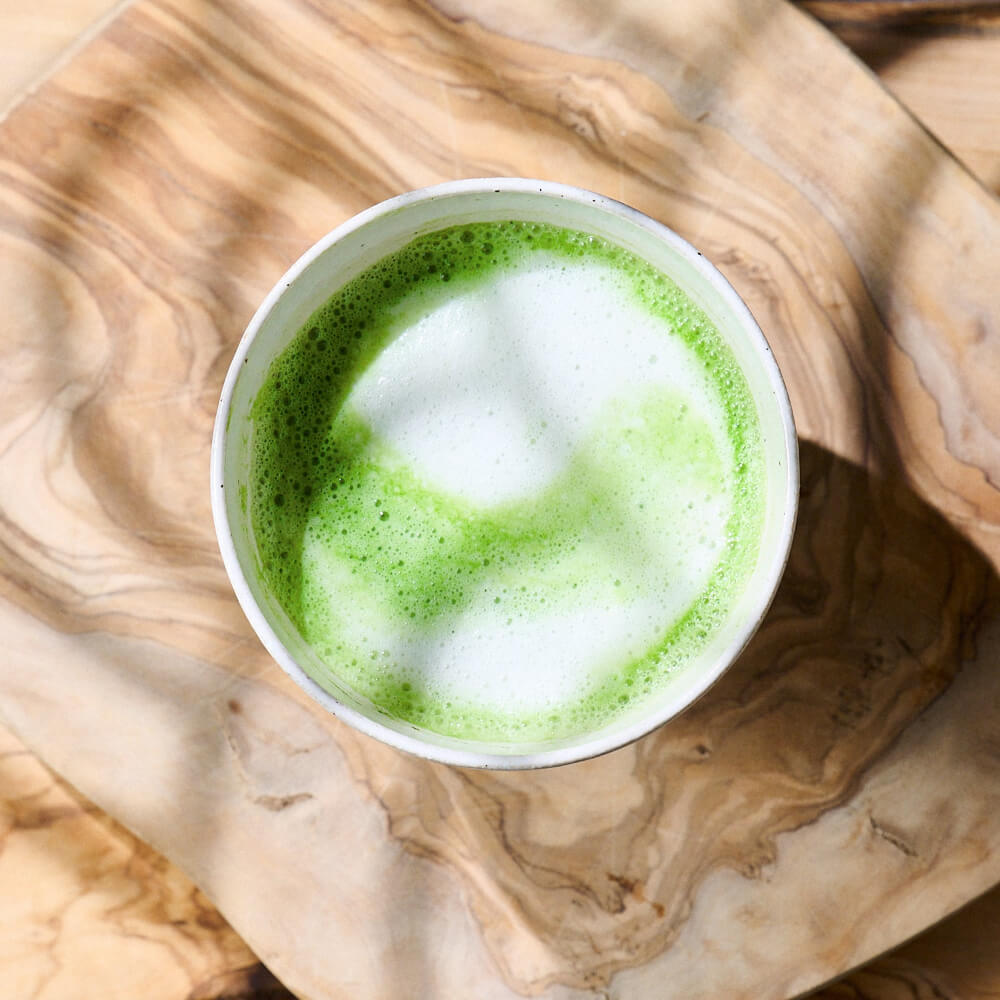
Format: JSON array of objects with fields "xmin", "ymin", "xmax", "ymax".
[{"xmin": 211, "ymin": 177, "xmax": 799, "ymax": 769}]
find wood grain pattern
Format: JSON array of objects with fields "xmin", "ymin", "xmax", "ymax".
[
  {"xmin": 811, "ymin": 888, "xmax": 1000, "ymax": 999},
  {"xmin": 799, "ymin": 1, "xmax": 1000, "ymax": 27},
  {"xmin": 0, "ymin": 0, "xmax": 130, "ymax": 120},
  {"xmin": 814, "ymin": 5, "xmax": 1000, "ymax": 194},
  {"xmin": 0, "ymin": 728, "xmax": 292, "ymax": 1000},
  {"xmin": 1, "ymin": 0, "xmax": 999, "ymax": 997}
]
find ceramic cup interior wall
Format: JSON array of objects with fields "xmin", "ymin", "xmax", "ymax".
[{"xmin": 211, "ymin": 178, "xmax": 798, "ymax": 769}]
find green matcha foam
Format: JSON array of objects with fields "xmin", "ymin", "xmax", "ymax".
[{"xmin": 249, "ymin": 221, "xmax": 765, "ymax": 743}]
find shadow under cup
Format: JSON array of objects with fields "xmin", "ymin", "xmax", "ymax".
[{"xmin": 211, "ymin": 178, "xmax": 798, "ymax": 769}]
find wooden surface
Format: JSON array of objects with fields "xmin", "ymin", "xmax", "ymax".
[
  {"xmin": 814, "ymin": 891, "xmax": 1000, "ymax": 1000},
  {"xmin": 0, "ymin": 727, "xmax": 288, "ymax": 1000},
  {"xmin": 815, "ymin": 2, "xmax": 1000, "ymax": 196},
  {"xmin": 2, "ymin": 1, "xmax": 1000, "ymax": 998}
]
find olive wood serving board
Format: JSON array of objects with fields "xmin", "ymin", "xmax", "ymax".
[{"xmin": 2, "ymin": 1, "xmax": 999, "ymax": 997}]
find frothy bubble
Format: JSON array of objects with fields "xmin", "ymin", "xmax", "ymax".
[{"xmin": 249, "ymin": 221, "xmax": 765, "ymax": 744}]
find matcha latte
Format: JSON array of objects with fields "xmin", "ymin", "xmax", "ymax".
[{"xmin": 246, "ymin": 220, "xmax": 766, "ymax": 745}]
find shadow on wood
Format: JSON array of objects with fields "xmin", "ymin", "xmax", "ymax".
[{"xmin": 337, "ymin": 438, "xmax": 1000, "ymax": 995}]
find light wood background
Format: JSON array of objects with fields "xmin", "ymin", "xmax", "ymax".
[{"xmin": 2, "ymin": 2, "xmax": 999, "ymax": 998}]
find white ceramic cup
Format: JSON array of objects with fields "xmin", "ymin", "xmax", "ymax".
[{"xmin": 211, "ymin": 178, "xmax": 798, "ymax": 769}]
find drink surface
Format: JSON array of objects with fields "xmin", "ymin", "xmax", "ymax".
[{"xmin": 249, "ymin": 221, "xmax": 765, "ymax": 744}]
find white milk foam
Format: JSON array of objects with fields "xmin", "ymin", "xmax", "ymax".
[
  {"xmin": 300, "ymin": 255, "xmax": 737, "ymax": 717},
  {"xmin": 351, "ymin": 261, "xmax": 725, "ymax": 505}
]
